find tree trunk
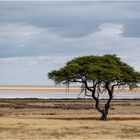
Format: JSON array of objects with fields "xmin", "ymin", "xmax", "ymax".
[
  {"xmin": 85, "ymin": 81, "xmax": 113, "ymax": 121},
  {"xmin": 92, "ymin": 89, "xmax": 113, "ymax": 121},
  {"xmin": 100, "ymin": 104, "xmax": 110, "ymax": 120},
  {"xmin": 101, "ymin": 110, "xmax": 107, "ymax": 120},
  {"xmin": 100, "ymin": 89, "xmax": 113, "ymax": 120}
]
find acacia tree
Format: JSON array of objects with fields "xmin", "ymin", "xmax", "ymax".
[{"xmin": 48, "ymin": 54, "xmax": 140, "ymax": 120}]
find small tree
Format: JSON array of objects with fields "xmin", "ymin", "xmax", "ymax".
[{"xmin": 48, "ymin": 54, "xmax": 140, "ymax": 120}]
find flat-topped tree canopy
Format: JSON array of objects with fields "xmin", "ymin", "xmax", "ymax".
[
  {"xmin": 48, "ymin": 54, "xmax": 140, "ymax": 120},
  {"xmin": 48, "ymin": 54, "xmax": 140, "ymax": 86}
]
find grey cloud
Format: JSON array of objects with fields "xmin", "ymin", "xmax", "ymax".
[
  {"xmin": 0, "ymin": 2, "xmax": 140, "ymax": 74},
  {"xmin": 123, "ymin": 21, "xmax": 140, "ymax": 37},
  {"xmin": 48, "ymin": 21, "xmax": 100, "ymax": 38},
  {"xmin": 0, "ymin": 1, "xmax": 140, "ymax": 38}
]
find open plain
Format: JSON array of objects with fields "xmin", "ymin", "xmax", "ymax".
[{"xmin": 0, "ymin": 98, "xmax": 139, "ymax": 139}]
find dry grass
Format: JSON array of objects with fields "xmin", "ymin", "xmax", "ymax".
[
  {"xmin": 0, "ymin": 99, "xmax": 139, "ymax": 139},
  {"xmin": 0, "ymin": 118, "xmax": 139, "ymax": 139}
]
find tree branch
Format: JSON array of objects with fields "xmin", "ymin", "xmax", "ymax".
[{"xmin": 84, "ymin": 79, "xmax": 93, "ymax": 92}]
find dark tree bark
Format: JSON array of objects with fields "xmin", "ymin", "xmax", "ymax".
[
  {"xmin": 91, "ymin": 91, "xmax": 109, "ymax": 120},
  {"xmin": 83, "ymin": 78, "xmax": 114, "ymax": 120},
  {"xmin": 100, "ymin": 101, "xmax": 111, "ymax": 120},
  {"xmin": 91, "ymin": 83, "xmax": 113, "ymax": 120},
  {"xmin": 93, "ymin": 91, "xmax": 113, "ymax": 120},
  {"xmin": 100, "ymin": 84, "xmax": 113, "ymax": 120}
]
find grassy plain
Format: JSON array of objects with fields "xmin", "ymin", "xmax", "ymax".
[{"xmin": 0, "ymin": 99, "xmax": 139, "ymax": 139}]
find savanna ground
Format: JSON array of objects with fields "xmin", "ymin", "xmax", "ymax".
[{"xmin": 0, "ymin": 98, "xmax": 139, "ymax": 139}]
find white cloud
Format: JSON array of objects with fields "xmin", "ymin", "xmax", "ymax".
[
  {"xmin": 0, "ymin": 22, "xmax": 75, "ymax": 47},
  {"xmin": 0, "ymin": 23, "xmax": 41, "ymax": 38},
  {"xmin": 0, "ymin": 23, "xmax": 40, "ymax": 37},
  {"xmin": 0, "ymin": 56, "xmax": 71, "ymax": 66},
  {"xmin": 0, "ymin": 22, "xmax": 140, "ymax": 85},
  {"xmin": 98, "ymin": 23, "xmax": 123, "ymax": 37},
  {"xmin": 0, "ymin": 56, "xmax": 72, "ymax": 85},
  {"xmin": 0, "ymin": 1, "xmax": 140, "ymax": 86},
  {"xmin": 0, "ymin": 23, "xmax": 44, "ymax": 47}
]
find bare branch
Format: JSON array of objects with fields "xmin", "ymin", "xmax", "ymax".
[{"xmin": 85, "ymin": 93, "xmax": 92, "ymax": 97}]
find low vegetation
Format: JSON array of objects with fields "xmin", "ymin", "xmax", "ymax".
[{"xmin": 0, "ymin": 99, "xmax": 139, "ymax": 139}]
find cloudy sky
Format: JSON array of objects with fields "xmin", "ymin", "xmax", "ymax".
[{"xmin": 0, "ymin": 0, "xmax": 140, "ymax": 85}]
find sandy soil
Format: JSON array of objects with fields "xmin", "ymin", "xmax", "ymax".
[
  {"xmin": 0, "ymin": 99, "xmax": 139, "ymax": 139},
  {"xmin": 0, "ymin": 86, "xmax": 140, "ymax": 92}
]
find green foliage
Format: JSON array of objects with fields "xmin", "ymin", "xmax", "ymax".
[
  {"xmin": 48, "ymin": 54, "xmax": 140, "ymax": 86},
  {"xmin": 48, "ymin": 54, "xmax": 140, "ymax": 120}
]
